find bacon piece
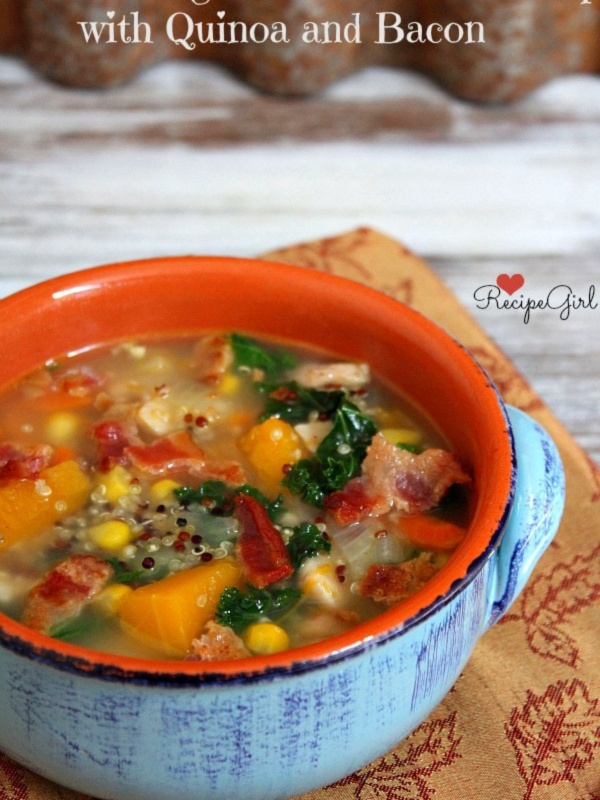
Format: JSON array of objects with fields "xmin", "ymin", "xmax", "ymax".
[
  {"xmin": 234, "ymin": 493, "xmax": 294, "ymax": 588},
  {"xmin": 325, "ymin": 437, "xmax": 469, "ymax": 525},
  {"xmin": 58, "ymin": 369, "xmax": 102, "ymax": 400},
  {"xmin": 23, "ymin": 555, "xmax": 113, "ymax": 635},
  {"xmin": 126, "ymin": 430, "xmax": 202, "ymax": 474},
  {"xmin": 28, "ymin": 368, "xmax": 102, "ymax": 411},
  {"xmin": 0, "ymin": 443, "xmax": 53, "ymax": 480},
  {"xmin": 125, "ymin": 430, "xmax": 245, "ymax": 484},
  {"xmin": 200, "ymin": 459, "xmax": 246, "ymax": 485},
  {"xmin": 188, "ymin": 620, "xmax": 250, "ymax": 661},
  {"xmin": 359, "ymin": 553, "xmax": 438, "ymax": 606},
  {"xmin": 192, "ymin": 335, "xmax": 233, "ymax": 384},
  {"xmin": 362, "ymin": 433, "xmax": 470, "ymax": 516},
  {"xmin": 324, "ymin": 477, "xmax": 375, "ymax": 525}
]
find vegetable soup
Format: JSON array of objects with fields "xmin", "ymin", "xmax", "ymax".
[{"xmin": 0, "ymin": 333, "xmax": 470, "ymax": 661}]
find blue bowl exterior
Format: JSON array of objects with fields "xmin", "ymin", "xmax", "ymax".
[
  {"xmin": 487, "ymin": 406, "xmax": 566, "ymax": 628},
  {"xmin": 0, "ymin": 407, "xmax": 565, "ymax": 800},
  {"xmin": 0, "ymin": 568, "xmax": 492, "ymax": 800}
]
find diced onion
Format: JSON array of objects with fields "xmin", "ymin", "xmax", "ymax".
[
  {"xmin": 329, "ymin": 520, "xmax": 410, "ymax": 580},
  {"xmin": 373, "ymin": 530, "xmax": 408, "ymax": 564},
  {"xmin": 328, "ymin": 521, "xmax": 377, "ymax": 580},
  {"xmin": 189, "ymin": 509, "xmax": 238, "ymax": 547}
]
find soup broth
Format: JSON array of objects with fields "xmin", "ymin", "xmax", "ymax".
[{"xmin": 0, "ymin": 333, "xmax": 470, "ymax": 661}]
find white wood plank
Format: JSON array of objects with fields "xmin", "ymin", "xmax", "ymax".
[{"xmin": 0, "ymin": 57, "xmax": 598, "ymax": 461}]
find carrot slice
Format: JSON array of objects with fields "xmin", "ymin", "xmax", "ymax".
[
  {"xmin": 30, "ymin": 391, "xmax": 93, "ymax": 412},
  {"xmin": 399, "ymin": 514, "xmax": 467, "ymax": 551},
  {"xmin": 29, "ymin": 371, "xmax": 100, "ymax": 412}
]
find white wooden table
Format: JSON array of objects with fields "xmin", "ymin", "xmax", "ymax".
[{"xmin": 0, "ymin": 56, "xmax": 598, "ymax": 460}]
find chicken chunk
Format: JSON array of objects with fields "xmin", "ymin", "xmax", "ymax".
[
  {"xmin": 192, "ymin": 335, "xmax": 233, "ymax": 384},
  {"xmin": 292, "ymin": 362, "xmax": 370, "ymax": 390}
]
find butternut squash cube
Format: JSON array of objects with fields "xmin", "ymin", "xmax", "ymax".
[
  {"xmin": 117, "ymin": 558, "xmax": 243, "ymax": 657},
  {"xmin": 238, "ymin": 418, "xmax": 308, "ymax": 493},
  {"xmin": 0, "ymin": 460, "xmax": 90, "ymax": 550}
]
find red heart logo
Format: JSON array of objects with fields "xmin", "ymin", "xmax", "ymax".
[{"xmin": 496, "ymin": 273, "xmax": 525, "ymax": 295}]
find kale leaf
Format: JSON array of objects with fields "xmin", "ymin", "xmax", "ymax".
[
  {"xmin": 282, "ymin": 458, "xmax": 329, "ymax": 507},
  {"xmin": 107, "ymin": 558, "xmax": 147, "ymax": 585},
  {"xmin": 257, "ymin": 380, "xmax": 344, "ymax": 425},
  {"xmin": 230, "ymin": 332, "xmax": 297, "ymax": 381},
  {"xmin": 317, "ymin": 399, "xmax": 377, "ymax": 485},
  {"xmin": 396, "ymin": 441, "xmax": 419, "ymax": 453},
  {"xmin": 50, "ymin": 610, "xmax": 100, "ymax": 642},
  {"xmin": 174, "ymin": 481, "xmax": 285, "ymax": 521},
  {"xmin": 215, "ymin": 585, "xmax": 301, "ymax": 634},
  {"xmin": 282, "ymin": 399, "xmax": 377, "ymax": 506},
  {"xmin": 174, "ymin": 480, "xmax": 231, "ymax": 509},
  {"xmin": 286, "ymin": 522, "xmax": 331, "ymax": 570}
]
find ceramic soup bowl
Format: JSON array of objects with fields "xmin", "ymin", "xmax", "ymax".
[{"xmin": 0, "ymin": 256, "xmax": 565, "ymax": 800}]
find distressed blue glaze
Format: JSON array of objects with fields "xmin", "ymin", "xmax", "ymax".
[
  {"xmin": 0, "ymin": 407, "xmax": 565, "ymax": 800},
  {"xmin": 486, "ymin": 406, "xmax": 566, "ymax": 629}
]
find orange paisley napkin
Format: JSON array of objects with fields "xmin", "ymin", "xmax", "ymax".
[{"xmin": 1, "ymin": 227, "xmax": 599, "ymax": 800}]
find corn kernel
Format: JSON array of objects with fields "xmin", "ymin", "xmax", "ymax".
[
  {"xmin": 243, "ymin": 622, "xmax": 290, "ymax": 655},
  {"xmin": 88, "ymin": 520, "xmax": 133, "ymax": 553},
  {"xmin": 149, "ymin": 478, "xmax": 181, "ymax": 505},
  {"xmin": 380, "ymin": 427, "xmax": 422, "ymax": 448},
  {"xmin": 372, "ymin": 407, "xmax": 414, "ymax": 428},
  {"xmin": 94, "ymin": 583, "xmax": 133, "ymax": 615},
  {"xmin": 96, "ymin": 465, "xmax": 133, "ymax": 505},
  {"xmin": 220, "ymin": 373, "xmax": 241, "ymax": 396},
  {"xmin": 44, "ymin": 411, "xmax": 81, "ymax": 446}
]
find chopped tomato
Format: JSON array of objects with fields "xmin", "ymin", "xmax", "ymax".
[
  {"xmin": 92, "ymin": 420, "xmax": 131, "ymax": 473},
  {"xmin": 234, "ymin": 493, "xmax": 294, "ymax": 588}
]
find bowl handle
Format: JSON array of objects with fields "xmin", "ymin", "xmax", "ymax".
[{"xmin": 485, "ymin": 405, "xmax": 565, "ymax": 630}]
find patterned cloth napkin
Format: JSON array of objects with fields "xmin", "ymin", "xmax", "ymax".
[{"xmin": 1, "ymin": 228, "xmax": 598, "ymax": 800}]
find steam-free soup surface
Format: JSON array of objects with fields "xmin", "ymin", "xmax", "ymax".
[{"xmin": 0, "ymin": 333, "xmax": 470, "ymax": 660}]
